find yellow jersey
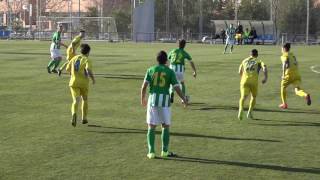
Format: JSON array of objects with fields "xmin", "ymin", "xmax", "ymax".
[
  {"xmin": 281, "ymin": 52, "xmax": 299, "ymax": 77},
  {"xmin": 239, "ymin": 56, "xmax": 266, "ymax": 84},
  {"xmin": 67, "ymin": 35, "xmax": 82, "ymax": 54},
  {"xmin": 66, "ymin": 54, "xmax": 92, "ymax": 88}
]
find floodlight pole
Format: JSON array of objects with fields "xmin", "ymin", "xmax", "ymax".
[
  {"xmin": 306, "ymin": 0, "xmax": 309, "ymax": 45},
  {"xmin": 199, "ymin": 0, "xmax": 203, "ymax": 39},
  {"xmin": 166, "ymin": 0, "xmax": 170, "ymax": 36},
  {"xmin": 29, "ymin": 4, "xmax": 32, "ymax": 34},
  {"xmin": 181, "ymin": 0, "xmax": 184, "ymax": 39}
]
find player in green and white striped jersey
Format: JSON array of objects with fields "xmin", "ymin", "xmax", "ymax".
[
  {"xmin": 47, "ymin": 24, "xmax": 67, "ymax": 73},
  {"xmin": 168, "ymin": 39, "xmax": 197, "ymax": 103},
  {"xmin": 141, "ymin": 50, "xmax": 187, "ymax": 159}
]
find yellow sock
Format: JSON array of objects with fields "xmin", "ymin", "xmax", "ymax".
[
  {"xmin": 59, "ymin": 61, "xmax": 68, "ymax": 71},
  {"xmin": 295, "ymin": 88, "xmax": 307, "ymax": 98},
  {"xmin": 248, "ymin": 97, "xmax": 256, "ymax": 113},
  {"xmin": 281, "ymin": 86, "xmax": 287, "ymax": 104},
  {"xmin": 82, "ymin": 100, "xmax": 88, "ymax": 120}
]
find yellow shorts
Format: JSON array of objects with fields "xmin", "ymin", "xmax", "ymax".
[
  {"xmin": 281, "ymin": 76, "xmax": 301, "ymax": 88},
  {"xmin": 240, "ymin": 82, "xmax": 258, "ymax": 98},
  {"xmin": 235, "ymin": 33, "xmax": 242, "ymax": 39},
  {"xmin": 70, "ymin": 87, "xmax": 88, "ymax": 99},
  {"xmin": 66, "ymin": 50, "xmax": 76, "ymax": 61}
]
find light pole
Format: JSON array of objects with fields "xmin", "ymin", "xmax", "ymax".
[
  {"xmin": 199, "ymin": 0, "xmax": 203, "ymax": 39},
  {"xmin": 306, "ymin": 0, "xmax": 309, "ymax": 45},
  {"xmin": 166, "ymin": 0, "xmax": 170, "ymax": 36}
]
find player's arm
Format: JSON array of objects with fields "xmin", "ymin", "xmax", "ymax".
[
  {"xmin": 66, "ymin": 61, "xmax": 71, "ymax": 72},
  {"xmin": 140, "ymin": 81, "xmax": 148, "ymax": 107},
  {"xmin": 238, "ymin": 63, "xmax": 243, "ymax": 77},
  {"xmin": 262, "ymin": 64, "xmax": 268, "ymax": 84},
  {"xmin": 86, "ymin": 68, "xmax": 95, "ymax": 85},
  {"xmin": 60, "ymin": 41, "xmax": 68, "ymax": 48},
  {"xmin": 86, "ymin": 60, "xmax": 95, "ymax": 84},
  {"xmin": 173, "ymin": 84, "xmax": 187, "ymax": 106},
  {"xmin": 282, "ymin": 57, "xmax": 289, "ymax": 79},
  {"xmin": 189, "ymin": 61, "xmax": 197, "ymax": 78}
]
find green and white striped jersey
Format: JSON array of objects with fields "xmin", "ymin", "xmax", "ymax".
[
  {"xmin": 168, "ymin": 48, "xmax": 192, "ymax": 73},
  {"xmin": 144, "ymin": 64, "xmax": 179, "ymax": 107},
  {"xmin": 51, "ymin": 32, "xmax": 62, "ymax": 49}
]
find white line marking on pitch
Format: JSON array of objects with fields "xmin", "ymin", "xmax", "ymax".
[{"xmin": 310, "ymin": 65, "xmax": 320, "ymax": 74}]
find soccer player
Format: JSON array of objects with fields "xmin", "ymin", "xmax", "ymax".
[
  {"xmin": 141, "ymin": 50, "xmax": 187, "ymax": 159},
  {"xmin": 47, "ymin": 24, "xmax": 67, "ymax": 73},
  {"xmin": 66, "ymin": 44, "xmax": 95, "ymax": 127},
  {"xmin": 168, "ymin": 39, "xmax": 197, "ymax": 103},
  {"xmin": 224, "ymin": 23, "xmax": 236, "ymax": 54},
  {"xmin": 238, "ymin": 49, "xmax": 268, "ymax": 120},
  {"xmin": 279, "ymin": 43, "xmax": 311, "ymax": 109},
  {"xmin": 58, "ymin": 30, "xmax": 86, "ymax": 76}
]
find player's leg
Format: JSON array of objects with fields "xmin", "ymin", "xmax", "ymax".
[
  {"xmin": 160, "ymin": 107, "xmax": 176, "ymax": 157},
  {"xmin": 230, "ymin": 44, "xmax": 234, "ymax": 53},
  {"xmin": 293, "ymin": 80, "xmax": 311, "ymax": 105},
  {"xmin": 224, "ymin": 39, "xmax": 229, "ymax": 54},
  {"xmin": 70, "ymin": 87, "xmax": 81, "ymax": 127},
  {"xmin": 279, "ymin": 79, "xmax": 289, "ymax": 109},
  {"xmin": 247, "ymin": 84, "xmax": 257, "ymax": 119},
  {"xmin": 80, "ymin": 88, "xmax": 89, "ymax": 124},
  {"xmin": 239, "ymin": 84, "xmax": 249, "ymax": 120},
  {"xmin": 58, "ymin": 52, "xmax": 74, "ymax": 76},
  {"xmin": 47, "ymin": 59, "xmax": 55, "ymax": 73},
  {"xmin": 146, "ymin": 105, "xmax": 159, "ymax": 159},
  {"xmin": 51, "ymin": 57, "xmax": 62, "ymax": 73}
]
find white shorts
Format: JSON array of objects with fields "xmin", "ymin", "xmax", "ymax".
[
  {"xmin": 50, "ymin": 48, "xmax": 62, "ymax": 59},
  {"xmin": 175, "ymin": 72, "xmax": 184, "ymax": 82},
  {"xmin": 146, "ymin": 106, "xmax": 171, "ymax": 126},
  {"xmin": 226, "ymin": 38, "xmax": 235, "ymax": 45}
]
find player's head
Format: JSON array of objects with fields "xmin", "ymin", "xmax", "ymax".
[
  {"xmin": 251, "ymin": 49, "xmax": 258, "ymax": 57},
  {"xmin": 282, "ymin": 43, "xmax": 291, "ymax": 52},
  {"xmin": 79, "ymin": 30, "xmax": 85, "ymax": 38},
  {"xmin": 57, "ymin": 24, "xmax": 63, "ymax": 32},
  {"xmin": 80, "ymin": 44, "xmax": 91, "ymax": 56},
  {"xmin": 179, "ymin": 39, "xmax": 186, "ymax": 49},
  {"xmin": 156, "ymin": 50, "xmax": 167, "ymax": 65}
]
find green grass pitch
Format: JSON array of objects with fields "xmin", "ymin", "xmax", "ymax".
[{"xmin": 0, "ymin": 41, "xmax": 319, "ymax": 179}]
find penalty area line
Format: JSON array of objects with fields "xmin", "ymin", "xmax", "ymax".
[{"xmin": 310, "ymin": 65, "xmax": 320, "ymax": 74}]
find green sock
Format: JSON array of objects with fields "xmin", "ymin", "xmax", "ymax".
[
  {"xmin": 147, "ymin": 128, "xmax": 155, "ymax": 153},
  {"xmin": 47, "ymin": 60, "xmax": 56, "ymax": 70},
  {"xmin": 53, "ymin": 60, "xmax": 61, "ymax": 70},
  {"xmin": 181, "ymin": 83, "xmax": 186, "ymax": 96},
  {"xmin": 161, "ymin": 127, "xmax": 170, "ymax": 152}
]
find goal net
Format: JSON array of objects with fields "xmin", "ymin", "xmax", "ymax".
[{"xmin": 38, "ymin": 16, "xmax": 118, "ymax": 41}]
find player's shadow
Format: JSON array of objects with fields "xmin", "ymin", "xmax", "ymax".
[
  {"xmin": 249, "ymin": 118, "xmax": 320, "ymax": 127},
  {"xmin": 94, "ymin": 73, "xmax": 145, "ymax": 80},
  {"xmin": 158, "ymin": 156, "xmax": 320, "ymax": 175},
  {"xmin": 87, "ymin": 125, "xmax": 280, "ymax": 143},
  {"xmin": 193, "ymin": 105, "xmax": 320, "ymax": 115}
]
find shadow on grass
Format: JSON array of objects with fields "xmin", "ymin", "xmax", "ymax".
[
  {"xmin": 249, "ymin": 118, "xmax": 320, "ymax": 127},
  {"xmin": 158, "ymin": 156, "xmax": 320, "ymax": 175},
  {"xmin": 192, "ymin": 105, "xmax": 320, "ymax": 115},
  {"xmin": 87, "ymin": 125, "xmax": 280, "ymax": 143}
]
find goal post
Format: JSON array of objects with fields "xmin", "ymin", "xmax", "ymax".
[{"xmin": 38, "ymin": 16, "xmax": 118, "ymax": 41}]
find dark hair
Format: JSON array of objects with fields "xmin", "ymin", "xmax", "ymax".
[
  {"xmin": 179, "ymin": 39, "xmax": 186, "ymax": 49},
  {"xmin": 80, "ymin": 44, "xmax": 91, "ymax": 55},
  {"xmin": 283, "ymin": 43, "xmax": 291, "ymax": 51},
  {"xmin": 80, "ymin": 30, "xmax": 85, "ymax": 33},
  {"xmin": 157, "ymin": 51, "xmax": 168, "ymax": 64},
  {"xmin": 251, "ymin": 49, "xmax": 258, "ymax": 57}
]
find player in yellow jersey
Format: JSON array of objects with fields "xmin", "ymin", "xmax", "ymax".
[
  {"xmin": 66, "ymin": 44, "xmax": 95, "ymax": 127},
  {"xmin": 58, "ymin": 30, "xmax": 85, "ymax": 76},
  {"xmin": 279, "ymin": 43, "xmax": 311, "ymax": 109},
  {"xmin": 238, "ymin": 49, "xmax": 268, "ymax": 120}
]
